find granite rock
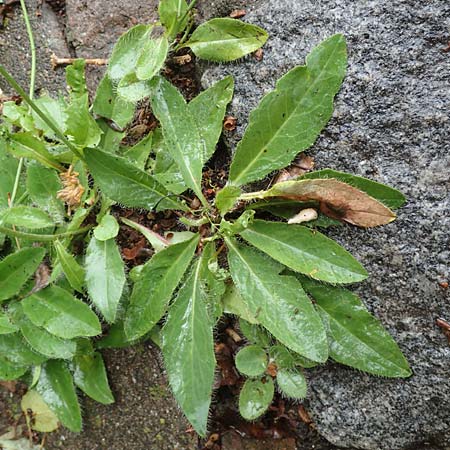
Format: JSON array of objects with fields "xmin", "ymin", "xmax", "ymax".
[{"xmin": 199, "ymin": 1, "xmax": 450, "ymax": 449}]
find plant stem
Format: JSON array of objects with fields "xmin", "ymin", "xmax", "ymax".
[
  {"xmin": 0, "ymin": 225, "xmax": 93, "ymax": 242},
  {"xmin": 0, "ymin": 65, "xmax": 84, "ymax": 160},
  {"xmin": 19, "ymin": 0, "xmax": 36, "ymax": 99},
  {"xmin": 238, "ymin": 191, "xmax": 266, "ymax": 201}
]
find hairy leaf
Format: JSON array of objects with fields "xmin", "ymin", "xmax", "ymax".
[
  {"xmin": 149, "ymin": 76, "xmax": 206, "ymax": 202},
  {"xmin": 85, "ymin": 148, "xmax": 184, "ymax": 211},
  {"xmin": 188, "ymin": 76, "xmax": 234, "ymax": 164},
  {"xmin": 32, "ymin": 94, "xmax": 68, "ymax": 139},
  {"xmin": 300, "ymin": 169, "xmax": 406, "ymax": 209},
  {"xmin": 300, "ymin": 277, "xmax": 412, "ymax": 377},
  {"xmin": 229, "ymin": 34, "xmax": 347, "ymax": 185},
  {"xmin": 122, "ymin": 132, "xmax": 153, "ymax": 169},
  {"xmin": 85, "ymin": 236, "xmax": 126, "ymax": 324},
  {"xmin": 247, "ymin": 179, "xmax": 396, "ymax": 227},
  {"xmin": 159, "ymin": 0, "xmax": 189, "ymax": 39},
  {"xmin": 162, "ymin": 257, "xmax": 216, "ymax": 436},
  {"xmin": 0, "ymin": 333, "xmax": 46, "ymax": 367},
  {"xmin": 94, "ymin": 214, "xmax": 119, "ymax": 241},
  {"xmin": 240, "ymin": 220, "xmax": 367, "ymax": 283},
  {"xmin": 276, "ymin": 369, "xmax": 307, "ymax": 399},
  {"xmin": 125, "ymin": 235, "xmax": 199, "ymax": 340},
  {"xmin": 227, "ymin": 238, "xmax": 328, "ymax": 362},
  {"xmin": 0, "ymin": 357, "xmax": 28, "ymax": 380},
  {"xmin": 222, "ymin": 282, "xmax": 259, "ymax": 324},
  {"xmin": 0, "ymin": 313, "xmax": 18, "ymax": 334},
  {"xmin": 235, "ymin": 345, "xmax": 268, "ymax": 377},
  {"xmin": 239, "ymin": 377, "xmax": 274, "ymax": 420},
  {"xmin": 54, "ymin": 240, "xmax": 85, "ymax": 293},
  {"xmin": 117, "ymin": 73, "xmax": 153, "ymax": 102},
  {"xmin": 239, "ymin": 319, "xmax": 271, "ymax": 347},
  {"xmin": 22, "ymin": 285, "xmax": 101, "ymax": 339},
  {"xmin": 0, "ymin": 138, "xmax": 19, "ymax": 209},
  {"xmin": 185, "ymin": 18, "xmax": 268, "ymax": 62},
  {"xmin": 0, "ymin": 247, "xmax": 46, "ymax": 302},
  {"xmin": 136, "ymin": 35, "xmax": 169, "ymax": 80},
  {"xmin": 0, "ymin": 205, "xmax": 54, "ymax": 230},
  {"xmin": 66, "ymin": 59, "xmax": 88, "ymax": 99},
  {"xmin": 36, "ymin": 360, "xmax": 82, "ymax": 432},
  {"xmin": 73, "ymin": 352, "xmax": 114, "ymax": 404},
  {"xmin": 108, "ymin": 24, "xmax": 152, "ymax": 80},
  {"xmin": 215, "ymin": 185, "xmax": 241, "ymax": 215}
]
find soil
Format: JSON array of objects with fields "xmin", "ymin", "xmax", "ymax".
[{"xmin": 0, "ymin": 1, "xmax": 340, "ymax": 449}]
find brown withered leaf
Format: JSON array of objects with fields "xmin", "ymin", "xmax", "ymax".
[{"xmin": 261, "ymin": 178, "xmax": 396, "ymax": 228}]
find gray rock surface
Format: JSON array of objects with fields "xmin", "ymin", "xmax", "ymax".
[{"xmin": 199, "ymin": 1, "xmax": 450, "ymax": 449}]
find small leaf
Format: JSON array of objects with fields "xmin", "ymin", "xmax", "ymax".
[
  {"xmin": 222, "ymin": 283, "xmax": 259, "ymax": 324},
  {"xmin": 0, "ymin": 313, "xmax": 18, "ymax": 334},
  {"xmin": 66, "ymin": 59, "xmax": 87, "ymax": 99},
  {"xmin": 300, "ymin": 276, "xmax": 412, "ymax": 378},
  {"xmin": 136, "ymin": 35, "xmax": 169, "ymax": 80},
  {"xmin": 26, "ymin": 162, "xmax": 65, "ymax": 223},
  {"xmin": 0, "ymin": 205, "xmax": 54, "ymax": 230},
  {"xmin": 22, "ymin": 285, "xmax": 101, "ymax": 339},
  {"xmin": 226, "ymin": 238, "xmax": 328, "ymax": 362},
  {"xmin": 276, "ymin": 369, "xmax": 307, "ymax": 399},
  {"xmin": 54, "ymin": 240, "xmax": 85, "ymax": 293},
  {"xmin": 93, "ymin": 73, "xmax": 135, "ymax": 129},
  {"xmin": 108, "ymin": 24, "xmax": 152, "ymax": 80},
  {"xmin": 94, "ymin": 214, "xmax": 119, "ymax": 241},
  {"xmin": 185, "ymin": 18, "xmax": 268, "ymax": 62},
  {"xmin": 85, "ymin": 236, "xmax": 126, "ymax": 324},
  {"xmin": 122, "ymin": 132, "xmax": 153, "ymax": 169},
  {"xmin": 162, "ymin": 258, "xmax": 215, "ymax": 436},
  {"xmin": 300, "ymin": 169, "xmax": 406, "ymax": 209},
  {"xmin": 125, "ymin": 235, "xmax": 199, "ymax": 340},
  {"xmin": 0, "ymin": 247, "xmax": 46, "ymax": 302},
  {"xmin": 215, "ymin": 185, "xmax": 241, "ymax": 215},
  {"xmin": 159, "ymin": 0, "xmax": 189, "ymax": 39},
  {"xmin": 73, "ymin": 352, "xmax": 114, "ymax": 404},
  {"xmin": 249, "ymin": 179, "xmax": 396, "ymax": 227},
  {"xmin": 65, "ymin": 93, "xmax": 102, "ymax": 148},
  {"xmin": 0, "ymin": 138, "xmax": 20, "ymax": 209},
  {"xmin": 239, "ymin": 377, "xmax": 274, "ymax": 420},
  {"xmin": 36, "ymin": 360, "xmax": 82, "ymax": 432},
  {"xmin": 7, "ymin": 132, "xmax": 62, "ymax": 171},
  {"xmin": 188, "ymin": 76, "xmax": 234, "ymax": 164},
  {"xmin": 269, "ymin": 345, "xmax": 296, "ymax": 369},
  {"xmin": 117, "ymin": 73, "xmax": 153, "ymax": 103},
  {"xmin": 33, "ymin": 94, "xmax": 68, "ymax": 139},
  {"xmin": 235, "ymin": 345, "xmax": 268, "ymax": 377},
  {"xmin": 120, "ymin": 217, "xmax": 169, "ymax": 253},
  {"xmin": 239, "ymin": 319, "xmax": 271, "ymax": 347},
  {"xmin": 240, "ymin": 220, "xmax": 367, "ymax": 284},
  {"xmin": 85, "ymin": 147, "xmax": 184, "ymax": 211},
  {"xmin": 21, "ymin": 390, "xmax": 59, "ymax": 432},
  {"xmin": 149, "ymin": 76, "xmax": 206, "ymax": 203},
  {"xmin": 229, "ymin": 34, "xmax": 347, "ymax": 185}
]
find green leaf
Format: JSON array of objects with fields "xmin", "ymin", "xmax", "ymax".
[
  {"xmin": 136, "ymin": 35, "xmax": 169, "ymax": 80},
  {"xmin": 159, "ymin": 0, "xmax": 189, "ymax": 39},
  {"xmin": 73, "ymin": 351, "xmax": 114, "ymax": 404},
  {"xmin": 65, "ymin": 93, "xmax": 102, "ymax": 148},
  {"xmin": 0, "ymin": 357, "xmax": 28, "ymax": 380},
  {"xmin": 108, "ymin": 24, "xmax": 152, "ymax": 80},
  {"xmin": 120, "ymin": 217, "xmax": 168, "ymax": 253},
  {"xmin": 22, "ymin": 285, "xmax": 101, "ymax": 339},
  {"xmin": 85, "ymin": 236, "xmax": 126, "ymax": 324},
  {"xmin": 122, "ymin": 132, "xmax": 153, "ymax": 169},
  {"xmin": 7, "ymin": 132, "xmax": 63, "ymax": 171},
  {"xmin": 149, "ymin": 76, "xmax": 206, "ymax": 203},
  {"xmin": 0, "ymin": 312, "xmax": 18, "ymax": 334},
  {"xmin": 26, "ymin": 162, "xmax": 65, "ymax": 223},
  {"xmin": 243, "ymin": 179, "xmax": 396, "ymax": 228},
  {"xmin": 66, "ymin": 59, "xmax": 87, "ymax": 99},
  {"xmin": 94, "ymin": 214, "xmax": 119, "ymax": 241},
  {"xmin": 185, "ymin": 18, "xmax": 268, "ymax": 62},
  {"xmin": 21, "ymin": 390, "xmax": 59, "ymax": 432},
  {"xmin": 85, "ymin": 147, "xmax": 184, "ymax": 211},
  {"xmin": 235, "ymin": 345, "xmax": 268, "ymax": 377},
  {"xmin": 0, "ymin": 138, "xmax": 19, "ymax": 209},
  {"xmin": 269, "ymin": 345, "xmax": 295, "ymax": 369},
  {"xmin": 226, "ymin": 238, "xmax": 328, "ymax": 362},
  {"xmin": 0, "ymin": 333, "xmax": 46, "ymax": 367},
  {"xmin": 125, "ymin": 235, "xmax": 199, "ymax": 340},
  {"xmin": 162, "ymin": 257, "xmax": 216, "ymax": 436},
  {"xmin": 0, "ymin": 205, "xmax": 54, "ymax": 229},
  {"xmin": 36, "ymin": 360, "xmax": 82, "ymax": 432},
  {"xmin": 300, "ymin": 169, "xmax": 406, "ymax": 209},
  {"xmin": 0, "ymin": 247, "xmax": 46, "ymax": 301},
  {"xmin": 300, "ymin": 277, "xmax": 412, "ymax": 378},
  {"xmin": 229, "ymin": 34, "xmax": 347, "ymax": 186},
  {"xmin": 188, "ymin": 76, "xmax": 234, "ymax": 164},
  {"xmin": 20, "ymin": 317, "xmax": 77, "ymax": 360},
  {"xmin": 239, "ymin": 319, "xmax": 270, "ymax": 347},
  {"xmin": 54, "ymin": 240, "xmax": 85, "ymax": 293},
  {"xmin": 93, "ymin": 73, "xmax": 135, "ymax": 129},
  {"xmin": 33, "ymin": 94, "xmax": 68, "ymax": 139},
  {"xmin": 276, "ymin": 369, "xmax": 307, "ymax": 399},
  {"xmin": 96, "ymin": 320, "xmax": 137, "ymax": 349},
  {"xmin": 222, "ymin": 282, "xmax": 259, "ymax": 324},
  {"xmin": 215, "ymin": 185, "xmax": 241, "ymax": 215},
  {"xmin": 240, "ymin": 220, "xmax": 367, "ymax": 283},
  {"xmin": 117, "ymin": 73, "xmax": 153, "ymax": 103},
  {"xmin": 239, "ymin": 377, "xmax": 274, "ymax": 420}
]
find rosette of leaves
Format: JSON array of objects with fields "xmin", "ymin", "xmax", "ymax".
[{"xmin": 0, "ymin": 0, "xmax": 410, "ymax": 438}]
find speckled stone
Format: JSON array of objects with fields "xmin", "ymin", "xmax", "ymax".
[{"xmin": 199, "ymin": 1, "xmax": 450, "ymax": 449}]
